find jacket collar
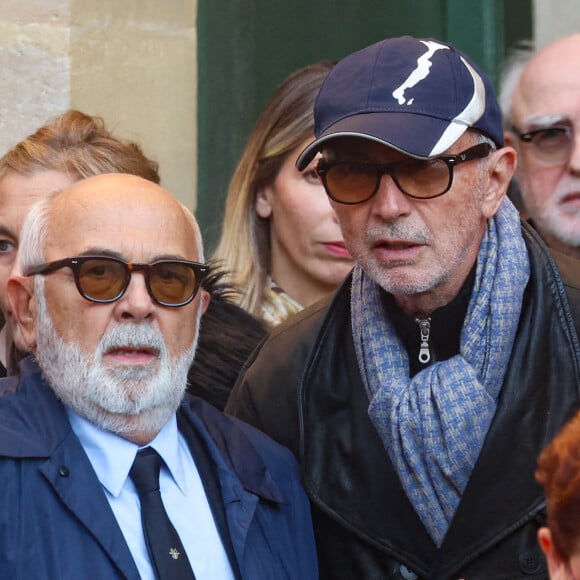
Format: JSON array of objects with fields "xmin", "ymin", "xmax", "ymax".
[
  {"xmin": 0, "ymin": 356, "xmax": 71, "ymax": 457},
  {"xmin": 179, "ymin": 396, "xmax": 287, "ymax": 505},
  {"xmin": 0, "ymin": 358, "xmax": 140, "ymax": 577},
  {"xmin": 0, "ymin": 357, "xmax": 287, "ymax": 506}
]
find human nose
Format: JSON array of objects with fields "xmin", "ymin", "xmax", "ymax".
[
  {"xmin": 113, "ymin": 271, "xmax": 155, "ymax": 322},
  {"xmin": 370, "ymin": 173, "xmax": 413, "ymax": 221}
]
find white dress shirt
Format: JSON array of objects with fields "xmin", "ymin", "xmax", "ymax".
[{"xmin": 68, "ymin": 409, "xmax": 235, "ymax": 580}]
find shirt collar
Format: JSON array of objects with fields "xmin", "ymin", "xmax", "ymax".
[{"xmin": 67, "ymin": 409, "xmax": 187, "ymax": 497}]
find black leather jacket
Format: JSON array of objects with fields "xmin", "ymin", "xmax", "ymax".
[{"xmin": 227, "ymin": 224, "xmax": 580, "ymax": 580}]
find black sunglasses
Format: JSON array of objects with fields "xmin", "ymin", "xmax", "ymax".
[
  {"xmin": 316, "ymin": 143, "xmax": 492, "ymax": 205},
  {"xmin": 25, "ymin": 256, "xmax": 208, "ymax": 307}
]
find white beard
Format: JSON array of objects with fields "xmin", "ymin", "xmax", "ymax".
[{"xmin": 34, "ymin": 281, "xmax": 199, "ymax": 438}]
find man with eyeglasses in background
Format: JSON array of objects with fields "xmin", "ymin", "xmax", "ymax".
[
  {"xmin": 0, "ymin": 173, "xmax": 317, "ymax": 579},
  {"xmin": 226, "ymin": 36, "xmax": 580, "ymax": 579},
  {"xmin": 500, "ymin": 34, "xmax": 580, "ymax": 331}
]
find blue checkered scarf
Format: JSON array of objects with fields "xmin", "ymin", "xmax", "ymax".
[{"xmin": 351, "ymin": 199, "xmax": 530, "ymax": 546}]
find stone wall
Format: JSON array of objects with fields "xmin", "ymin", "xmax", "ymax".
[
  {"xmin": 0, "ymin": 0, "xmax": 198, "ymax": 209},
  {"xmin": 0, "ymin": 1, "xmax": 70, "ymax": 156}
]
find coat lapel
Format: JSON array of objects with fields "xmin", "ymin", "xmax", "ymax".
[
  {"xmin": 39, "ymin": 431, "xmax": 141, "ymax": 579},
  {"xmin": 178, "ymin": 399, "xmax": 286, "ymax": 570},
  {"xmin": 434, "ymin": 246, "xmax": 580, "ymax": 577}
]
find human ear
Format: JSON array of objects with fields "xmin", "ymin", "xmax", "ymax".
[
  {"xmin": 255, "ymin": 187, "xmax": 273, "ymax": 218},
  {"xmin": 7, "ymin": 275, "xmax": 37, "ymax": 352},
  {"xmin": 538, "ymin": 527, "xmax": 566, "ymax": 578},
  {"xmin": 480, "ymin": 146, "xmax": 517, "ymax": 219},
  {"xmin": 200, "ymin": 289, "xmax": 210, "ymax": 315}
]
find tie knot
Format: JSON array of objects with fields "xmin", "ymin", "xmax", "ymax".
[{"xmin": 130, "ymin": 447, "xmax": 163, "ymax": 497}]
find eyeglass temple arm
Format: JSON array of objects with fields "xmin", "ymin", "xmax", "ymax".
[{"xmin": 24, "ymin": 258, "xmax": 75, "ymax": 277}]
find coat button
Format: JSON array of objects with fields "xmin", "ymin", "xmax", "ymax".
[
  {"xmin": 59, "ymin": 466, "xmax": 70, "ymax": 477},
  {"xmin": 519, "ymin": 550, "xmax": 542, "ymax": 575}
]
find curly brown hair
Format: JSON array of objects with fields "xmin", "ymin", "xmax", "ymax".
[
  {"xmin": 536, "ymin": 410, "xmax": 580, "ymax": 559},
  {"xmin": 0, "ymin": 109, "xmax": 159, "ymax": 183}
]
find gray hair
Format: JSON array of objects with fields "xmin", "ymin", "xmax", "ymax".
[
  {"xmin": 498, "ymin": 40, "xmax": 535, "ymax": 127},
  {"xmin": 474, "ymin": 131, "xmax": 497, "ymax": 150},
  {"xmin": 18, "ymin": 192, "xmax": 57, "ymax": 273}
]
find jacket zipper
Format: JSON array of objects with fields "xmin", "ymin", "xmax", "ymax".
[{"xmin": 415, "ymin": 317, "xmax": 431, "ymax": 364}]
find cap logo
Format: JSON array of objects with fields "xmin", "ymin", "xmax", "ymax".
[
  {"xmin": 392, "ymin": 40, "xmax": 450, "ymax": 106},
  {"xmin": 297, "ymin": 35, "xmax": 503, "ymax": 170}
]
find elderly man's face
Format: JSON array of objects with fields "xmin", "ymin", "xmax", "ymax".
[
  {"xmin": 22, "ymin": 175, "xmax": 208, "ymax": 441},
  {"xmin": 508, "ymin": 37, "xmax": 580, "ymax": 256},
  {"xmin": 323, "ymin": 134, "xmax": 509, "ymax": 314},
  {"xmin": 41, "ymin": 178, "xmax": 204, "ymax": 358}
]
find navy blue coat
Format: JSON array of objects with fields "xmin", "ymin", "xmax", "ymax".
[{"xmin": 0, "ymin": 357, "xmax": 317, "ymax": 579}]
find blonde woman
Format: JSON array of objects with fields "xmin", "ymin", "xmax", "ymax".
[{"xmin": 213, "ymin": 62, "xmax": 354, "ymax": 326}]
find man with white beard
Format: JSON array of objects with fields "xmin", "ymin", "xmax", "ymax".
[
  {"xmin": 499, "ymin": 34, "xmax": 580, "ymax": 331},
  {"xmin": 0, "ymin": 173, "xmax": 317, "ymax": 580}
]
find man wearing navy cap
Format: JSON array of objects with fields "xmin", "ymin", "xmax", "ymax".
[{"xmin": 227, "ymin": 36, "xmax": 580, "ymax": 579}]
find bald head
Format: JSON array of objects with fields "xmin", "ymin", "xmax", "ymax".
[
  {"xmin": 511, "ymin": 34, "xmax": 580, "ymax": 120},
  {"xmin": 19, "ymin": 173, "xmax": 203, "ymax": 270}
]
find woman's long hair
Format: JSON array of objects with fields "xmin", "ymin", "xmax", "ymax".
[{"xmin": 212, "ymin": 61, "xmax": 333, "ymax": 316}]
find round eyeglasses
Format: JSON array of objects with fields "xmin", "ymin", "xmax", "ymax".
[
  {"xmin": 509, "ymin": 124, "xmax": 574, "ymax": 165},
  {"xmin": 315, "ymin": 143, "xmax": 493, "ymax": 205},
  {"xmin": 25, "ymin": 256, "xmax": 208, "ymax": 307}
]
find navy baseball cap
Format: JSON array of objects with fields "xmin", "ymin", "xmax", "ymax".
[{"xmin": 296, "ymin": 36, "xmax": 504, "ymax": 170}]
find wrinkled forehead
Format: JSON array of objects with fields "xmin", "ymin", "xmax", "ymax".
[
  {"xmin": 44, "ymin": 189, "xmax": 201, "ymax": 262},
  {"xmin": 514, "ymin": 49, "xmax": 580, "ymax": 120}
]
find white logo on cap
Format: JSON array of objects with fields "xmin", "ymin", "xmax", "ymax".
[{"xmin": 392, "ymin": 40, "xmax": 449, "ymax": 105}]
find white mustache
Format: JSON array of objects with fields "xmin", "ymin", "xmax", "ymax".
[
  {"xmin": 553, "ymin": 177, "xmax": 580, "ymax": 204},
  {"xmin": 98, "ymin": 323, "xmax": 166, "ymax": 354}
]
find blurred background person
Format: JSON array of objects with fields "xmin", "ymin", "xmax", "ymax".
[
  {"xmin": 0, "ymin": 110, "xmax": 266, "ymax": 406},
  {"xmin": 536, "ymin": 409, "xmax": 580, "ymax": 579},
  {"xmin": 213, "ymin": 62, "xmax": 354, "ymax": 327},
  {"xmin": 499, "ymin": 34, "xmax": 580, "ymax": 330}
]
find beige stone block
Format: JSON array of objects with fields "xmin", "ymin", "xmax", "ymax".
[
  {"xmin": 70, "ymin": 0, "xmax": 198, "ymax": 210},
  {"xmin": 0, "ymin": 0, "xmax": 198, "ymax": 214},
  {"xmin": 0, "ymin": 0, "xmax": 69, "ymax": 24},
  {"xmin": 0, "ymin": 1, "xmax": 70, "ymax": 155}
]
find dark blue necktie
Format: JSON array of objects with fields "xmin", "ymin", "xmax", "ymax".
[{"xmin": 129, "ymin": 447, "xmax": 196, "ymax": 579}]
